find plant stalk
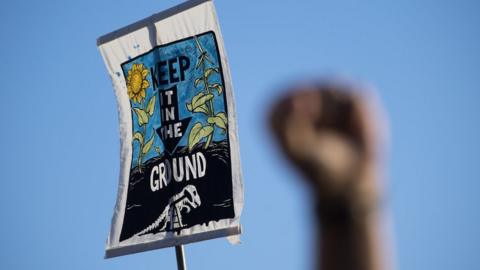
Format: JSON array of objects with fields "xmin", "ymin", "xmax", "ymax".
[{"xmin": 201, "ymin": 56, "xmax": 215, "ymax": 149}]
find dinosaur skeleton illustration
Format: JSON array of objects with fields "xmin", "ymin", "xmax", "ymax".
[{"xmin": 133, "ymin": 185, "xmax": 201, "ymax": 238}]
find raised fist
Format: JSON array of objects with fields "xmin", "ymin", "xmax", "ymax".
[{"xmin": 269, "ymin": 82, "xmax": 383, "ymax": 214}]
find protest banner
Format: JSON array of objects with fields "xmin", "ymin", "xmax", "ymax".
[{"xmin": 97, "ymin": 0, "xmax": 243, "ymax": 258}]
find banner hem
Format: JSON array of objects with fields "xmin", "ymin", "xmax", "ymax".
[
  {"xmin": 96, "ymin": 0, "xmax": 212, "ymax": 46},
  {"xmin": 104, "ymin": 225, "xmax": 241, "ymax": 259}
]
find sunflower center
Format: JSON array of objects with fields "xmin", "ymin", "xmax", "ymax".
[{"xmin": 131, "ymin": 72, "xmax": 143, "ymax": 94}]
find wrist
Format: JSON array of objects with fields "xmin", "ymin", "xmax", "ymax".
[
  {"xmin": 315, "ymin": 195, "xmax": 380, "ymax": 229},
  {"xmin": 314, "ymin": 162, "xmax": 382, "ymax": 228}
]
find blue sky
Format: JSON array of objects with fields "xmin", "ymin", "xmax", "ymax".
[{"xmin": 1, "ymin": 0, "xmax": 479, "ymax": 269}]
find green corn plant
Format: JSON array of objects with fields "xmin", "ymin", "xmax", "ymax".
[{"xmin": 186, "ymin": 37, "xmax": 227, "ymax": 152}]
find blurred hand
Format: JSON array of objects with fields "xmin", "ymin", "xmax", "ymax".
[
  {"xmin": 269, "ymin": 83, "xmax": 381, "ymax": 215},
  {"xmin": 269, "ymin": 82, "xmax": 389, "ymax": 270}
]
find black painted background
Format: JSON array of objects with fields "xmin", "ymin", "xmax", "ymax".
[{"xmin": 119, "ymin": 141, "xmax": 234, "ymax": 241}]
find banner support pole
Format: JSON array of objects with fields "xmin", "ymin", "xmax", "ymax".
[{"xmin": 175, "ymin": 245, "xmax": 187, "ymax": 270}]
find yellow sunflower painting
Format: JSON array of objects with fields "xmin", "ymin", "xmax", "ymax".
[{"xmin": 126, "ymin": 63, "xmax": 150, "ymax": 103}]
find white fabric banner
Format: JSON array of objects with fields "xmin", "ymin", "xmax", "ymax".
[{"xmin": 97, "ymin": 0, "xmax": 243, "ymax": 258}]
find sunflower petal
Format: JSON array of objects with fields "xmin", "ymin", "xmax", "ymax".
[{"xmin": 142, "ymin": 79, "xmax": 150, "ymax": 89}]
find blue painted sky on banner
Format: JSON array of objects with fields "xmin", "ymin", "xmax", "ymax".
[{"xmin": 122, "ymin": 32, "xmax": 227, "ymax": 165}]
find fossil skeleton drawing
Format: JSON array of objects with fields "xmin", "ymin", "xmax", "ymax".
[{"xmin": 132, "ymin": 185, "xmax": 201, "ymax": 238}]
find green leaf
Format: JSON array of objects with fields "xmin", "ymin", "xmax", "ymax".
[
  {"xmin": 216, "ymin": 112, "xmax": 227, "ymax": 124},
  {"xmin": 186, "ymin": 101, "xmax": 209, "ymax": 115},
  {"xmin": 193, "ymin": 93, "xmax": 214, "ymax": 107},
  {"xmin": 147, "ymin": 95, "xmax": 156, "ymax": 116},
  {"xmin": 207, "ymin": 112, "xmax": 228, "ymax": 131},
  {"xmin": 133, "ymin": 108, "xmax": 149, "ymax": 126},
  {"xmin": 204, "ymin": 67, "xmax": 219, "ymax": 78},
  {"xmin": 209, "ymin": 83, "xmax": 223, "ymax": 95},
  {"xmin": 194, "ymin": 78, "xmax": 204, "ymax": 87},
  {"xmin": 188, "ymin": 122, "xmax": 214, "ymax": 152},
  {"xmin": 186, "ymin": 92, "xmax": 214, "ymax": 113},
  {"xmin": 142, "ymin": 134, "xmax": 154, "ymax": 154},
  {"xmin": 133, "ymin": 132, "xmax": 144, "ymax": 144},
  {"xmin": 191, "ymin": 104, "xmax": 209, "ymax": 114},
  {"xmin": 194, "ymin": 104, "xmax": 209, "ymax": 114},
  {"xmin": 204, "ymin": 133, "xmax": 212, "ymax": 149}
]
